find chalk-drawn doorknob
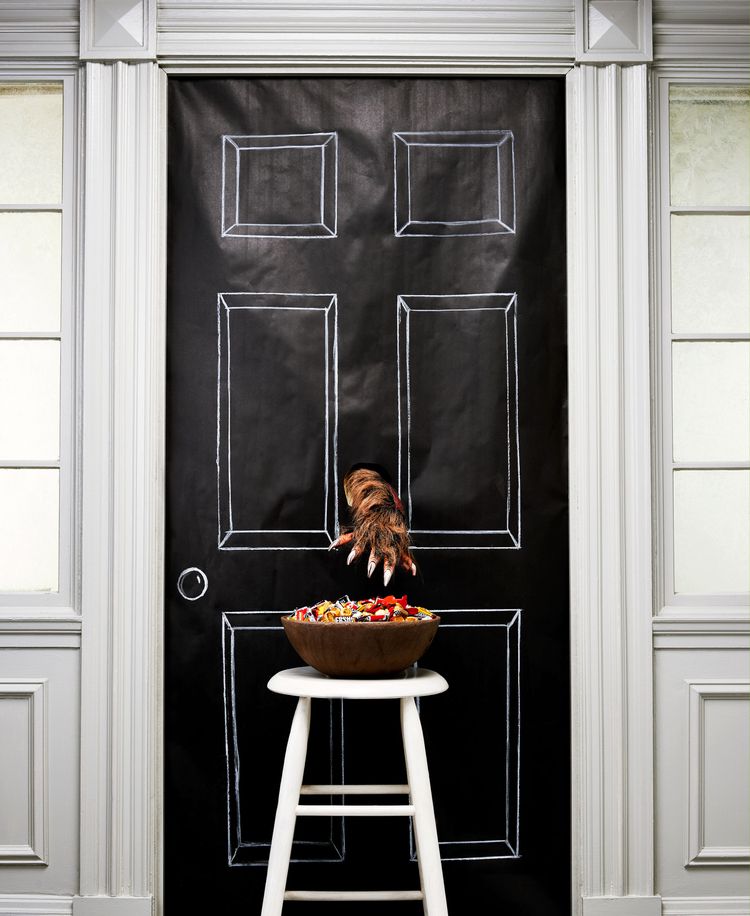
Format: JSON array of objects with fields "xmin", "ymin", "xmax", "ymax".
[{"xmin": 177, "ymin": 567, "xmax": 208, "ymax": 601}]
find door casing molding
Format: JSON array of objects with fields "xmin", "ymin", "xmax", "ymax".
[
  {"xmin": 76, "ymin": 58, "xmax": 166, "ymax": 911},
  {"xmin": 76, "ymin": 59, "xmax": 656, "ymax": 916},
  {"xmin": 566, "ymin": 60, "xmax": 657, "ymax": 909}
]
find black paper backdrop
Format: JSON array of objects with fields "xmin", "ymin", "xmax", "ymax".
[{"xmin": 166, "ymin": 76, "xmax": 569, "ymax": 915}]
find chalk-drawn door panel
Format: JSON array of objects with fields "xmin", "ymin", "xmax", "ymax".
[{"xmin": 166, "ymin": 78, "xmax": 569, "ymax": 915}]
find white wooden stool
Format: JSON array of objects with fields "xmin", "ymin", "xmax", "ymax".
[{"xmin": 260, "ymin": 665, "xmax": 449, "ymax": 915}]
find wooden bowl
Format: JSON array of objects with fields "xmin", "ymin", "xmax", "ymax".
[{"xmin": 281, "ymin": 616, "xmax": 440, "ymax": 678}]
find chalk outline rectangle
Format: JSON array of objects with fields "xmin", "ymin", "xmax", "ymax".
[
  {"xmin": 222, "ymin": 608, "xmax": 520, "ymax": 866},
  {"xmin": 410, "ymin": 608, "xmax": 521, "ymax": 861},
  {"xmin": 217, "ymin": 292, "xmax": 339, "ymax": 550},
  {"xmin": 222, "ymin": 132, "xmax": 338, "ymax": 238},
  {"xmin": 397, "ymin": 294, "xmax": 521, "ymax": 549},
  {"xmin": 393, "ymin": 131, "xmax": 516, "ymax": 237},
  {"xmin": 222, "ymin": 612, "xmax": 345, "ymax": 867}
]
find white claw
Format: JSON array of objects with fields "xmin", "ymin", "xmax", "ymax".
[
  {"xmin": 411, "ymin": 562, "xmax": 417, "ymax": 576},
  {"xmin": 347, "ymin": 548, "xmax": 358, "ymax": 566},
  {"xmin": 383, "ymin": 566, "xmax": 393, "ymax": 587},
  {"xmin": 367, "ymin": 560, "xmax": 376, "ymax": 578}
]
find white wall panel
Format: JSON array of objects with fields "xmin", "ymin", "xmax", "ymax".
[
  {"xmin": 0, "ymin": 645, "xmax": 80, "ymax": 894},
  {"xmin": 687, "ymin": 681, "xmax": 750, "ymax": 865},
  {"xmin": 655, "ymin": 646, "xmax": 750, "ymax": 899},
  {"xmin": 0, "ymin": 679, "xmax": 47, "ymax": 864}
]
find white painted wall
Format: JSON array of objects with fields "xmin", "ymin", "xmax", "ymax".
[{"xmin": 0, "ymin": 3, "xmax": 746, "ymax": 915}]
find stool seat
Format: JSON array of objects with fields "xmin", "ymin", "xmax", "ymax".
[{"xmin": 267, "ymin": 664, "xmax": 448, "ymax": 700}]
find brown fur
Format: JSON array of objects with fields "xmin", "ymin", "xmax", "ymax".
[{"xmin": 343, "ymin": 469, "xmax": 412, "ymax": 570}]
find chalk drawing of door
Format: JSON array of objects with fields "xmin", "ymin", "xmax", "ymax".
[{"xmin": 165, "ymin": 77, "xmax": 570, "ymax": 915}]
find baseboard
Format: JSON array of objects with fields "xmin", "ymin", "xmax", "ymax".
[
  {"xmin": 662, "ymin": 897, "xmax": 750, "ymax": 916},
  {"xmin": 72, "ymin": 899, "xmax": 151, "ymax": 916},
  {"xmin": 583, "ymin": 897, "xmax": 662, "ymax": 916},
  {"xmin": 0, "ymin": 896, "xmax": 73, "ymax": 916}
]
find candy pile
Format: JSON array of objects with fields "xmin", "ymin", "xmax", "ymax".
[{"xmin": 289, "ymin": 595, "xmax": 434, "ymax": 624}]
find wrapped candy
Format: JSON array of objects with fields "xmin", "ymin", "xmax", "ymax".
[{"xmin": 288, "ymin": 595, "xmax": 434, "ymax": 623}]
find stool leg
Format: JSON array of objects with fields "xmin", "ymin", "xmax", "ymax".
[
  {"xmin": 261, "ymin": 696, "xmax": 311, "ymax": 916},
  {"xmin": 400, "ymin": 696, "xmax": 448, "ymax": 916}
]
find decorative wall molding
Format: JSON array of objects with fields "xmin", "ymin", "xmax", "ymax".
[
  {"xmin": 0, "ymin": 617, "xmax": 82, "ymax": 635},
  {"xmin": 575, "ymin": 0, "xmax": 653, "ymax": 62},
  {"xmin": 687, "ymin": 680, "xmax": 750, "ymax": 867},
  {"xmin": 653, "ymin": 601, "xmax": 750, "ymax": 646},
  {"xmin": 653, "ymin": 610, "xmax": 750, "ymax": 638},
  {"xmin": 0, "ymin": 895, "xmax": 73, "ymax": 915},
  {"xmin": 79, "ymin": 60, "xmax": 165, "ymax": 898},
  {"xmin": 155, "ymin": 0, "xmax": 576, "ymax": 64},
  {"xmin": 567, "ymin": 63, "xmax": 654, "ymax": 901},
  {"xmin": 0, "ymin": 680, "xmax": 49, "ymax": 865},
  {"xmin": 662, "ymin": 896, "xmax": 750, "ymax": 916},
  {"xmin": 72, "ymin": 897, "xmax": 152, "ymax": 916},
  {"xmin": 582, "ymin": 897, "xmax": 661, "ymax": 915},
  {"xmin": 0, "ymin": 2, "xmax": 79, "ymax": 58},
  {"xmin": 654, "ymin": 632, "xmax": 750, "ymax": 652},
  {"xmin": 80, "ymin": 0, "xmax": 156, "ymax": 60},
  {"xmin": 652, "ymin": 0, "xmax": 750, "ymax": 63},
  {"xmin": 0, "ymin": 620, "xmax": 81, "ymax": 650},
  {"xmin": 0, "ymin": 0, "xmax": 743, "ymax": 68},
  {"xmin": 162, "ymin": 56, "xmax": 573, "ymax": 75}
]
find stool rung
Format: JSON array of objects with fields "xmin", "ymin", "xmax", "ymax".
[
  {"xmin": 300, "ymin": 784, "xmax": 410, "ymax": 795},
  {"xmin": 295, "ymin": 803, "xmax": 415, "ymax": 817},
  {"xmin": 284, "ymin": 890, "xmax": 424, "ymax": 902}
]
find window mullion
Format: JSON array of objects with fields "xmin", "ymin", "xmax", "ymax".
[
  {"xmin": 0, "ymin": 331, "xmax": 62, "ymax": 340},
  {"xmin": 669, "ymin": 205, "xmax": 750, "ymax": 215},
  {"xmin": 672, "ymin": 461, "xmax": 750, "ymax": 471},
  {"xmin": 0, "ymin": 459, "xmax": 61, "ymax": 470},
  {"xmin": 670, "ymin": 332, "xmax": 750, "ymax": 342}
]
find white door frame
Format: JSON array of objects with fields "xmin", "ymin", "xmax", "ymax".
[{"xmin": 73, "ymin": 2, "xmax": 657, "ymax": 915}]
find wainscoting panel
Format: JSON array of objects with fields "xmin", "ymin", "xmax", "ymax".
[
  {"xmin": 655, "ymin": 643, "xmax": 750, "ymax": 900},
  {"xmin": 0, "ymin": 643, "xmax": 80, "ymax": 894}
]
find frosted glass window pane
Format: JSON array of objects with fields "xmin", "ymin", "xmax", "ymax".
[
  {"xmin": 0, "ymin": 469, "xmax": 58, "ymax": 592},
  {"xmin": 0, "ymin": 212, "xmax": 61, "ymax": 332},
  {"xmin": 674, "ymin": 470, "xmax": 750, "ymax": 594},
  {"xmin": 670, "ymin": 85, "xmax": 750, "ymax": 207},
  {"xmin": 671, "ymin": 214, "xmax": 750, "ymax": 334},
  {"xmin": 0, "ymin": 341, "xmax": 60, "ymax": 460},
  {"xmin": 0, "ymin": 83, "xmax": 63, "ymax": 205},
  {"xmin": 673, "ymin": 342, "xmax": 750, "ymax": 462}
]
